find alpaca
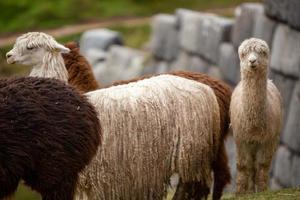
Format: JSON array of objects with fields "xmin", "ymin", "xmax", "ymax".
[
  {"xmin": 111, "ymin": 71, "xmax": 232, "ymax": 200},
  {"xmin": 0, "ymin": 77, "xmax": 101, "ymax": 200},
  {"xmin": 230, "ymin": 38, "xmax": 283, "ymax": 194},
  {"xmin": 6, "ymin": 32, "xmax": 70, "ymax": 82},
  {"xmin": 75, "ymin": 74, "xmax": 221, "ymax": 200},
  {"xmin": 63, "ymin": 41, "xmax": 100, "ymax": 92}
]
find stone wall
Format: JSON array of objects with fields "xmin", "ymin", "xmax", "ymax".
[{"xmin": 80, "ymin": 0, "xmax": 300, "ymax": 190}]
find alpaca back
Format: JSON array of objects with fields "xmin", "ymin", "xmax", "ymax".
[{"xmin": 77, "ymin": 75, "xmax": 220, "ymax": 200}]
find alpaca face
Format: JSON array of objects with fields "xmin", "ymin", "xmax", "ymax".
[
  {"xmin": 238, "ymin": 38, "xmax": 270, "ymax": 74},
  {"xmin": 6, "ymin": 32, "xmax": 70, "ymax": 66}
]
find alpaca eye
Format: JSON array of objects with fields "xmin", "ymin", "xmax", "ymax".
[
  {"xmin": 26, "ymin": 46, "xmax": 35, "ymax": 50},
  {"xmin": 262, "ymin": 51, "xmax": 267, "ymax": 56}
]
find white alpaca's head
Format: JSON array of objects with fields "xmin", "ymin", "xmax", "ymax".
[
  {"xmin": 6, "ymin": 32, "xmax": 70, "ymax": 66},
  {"xmin": 238, "ymin": 38, "xmax": 270, "ymax": 74}
]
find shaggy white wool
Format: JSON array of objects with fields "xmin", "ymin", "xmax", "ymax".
[
  {"xmin": 230, "ymin": 38, "xmax": 283, "ymax": 193},
  {"xmin": 7, "ymin": 32, "xmax": 69, "ymax": 82},
  {"xmin": 75, "ymin": 74, "xmax": 221, "ymax": 200}
]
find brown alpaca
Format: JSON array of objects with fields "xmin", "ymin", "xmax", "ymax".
[
  {"xmin": 230, "ymin": 38, "xmax": 283, "ymax": 194},
  {"xmin": 63, "ymin": 41, "xmax": 100, "ymax": 92}
]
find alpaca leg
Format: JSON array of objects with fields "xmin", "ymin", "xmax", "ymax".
[
  {"xmin": 172, "ymin": 180, "xmax": 209, "ymax": 200},
  {"xmin": 42, "ymin": 176, "xmax": 77, "ymax": 200},
  {"xmin": 255, "ymin": 143, "xmax": 276, "ymax": 192},
  {"xmin": 212, "ymin": 142, "xmax": 231, "ymax": 200},
  {"xmin": 235, "ymin": 142, "xmax": 255, "ymax": 194}
]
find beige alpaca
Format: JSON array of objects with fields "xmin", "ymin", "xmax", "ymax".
[{"xmin": 230, "ymin": 38, "xmax": 283, "ymax": 194}]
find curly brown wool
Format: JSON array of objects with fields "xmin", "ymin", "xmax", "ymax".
[
  {"xmin": 0, "ymin": 77, "xmax": 101, "ymax": 200},
  {"xmin": 63, "ymin": 42, "xmax": 100, "ymax": 93}
]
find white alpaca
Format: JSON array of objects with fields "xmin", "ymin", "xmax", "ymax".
[
  {"xmin": 230, "ymin": 38, "xmax": 283, "ymax": 193},
  {"xmin": 75, "ymin": 74, "xmax": 221, "ymax": 200},
  {"xmin": 6, "ymin": 32, "xmax": 70, "ymax": 82}
]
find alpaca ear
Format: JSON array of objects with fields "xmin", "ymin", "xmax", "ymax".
[{"xmin": 53, "ymin": 42, "xmax": 70, "ymax": 54}]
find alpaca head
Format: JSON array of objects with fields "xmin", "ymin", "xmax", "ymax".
[
  {"xmin": 6, "ymin": 32, "xmax": 70, "ymax": 66},
  {"xmin": 238, "ymin": 38, "xmax": 270, "ymax": 75}
]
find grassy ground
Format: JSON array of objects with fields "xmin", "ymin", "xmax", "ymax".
[
  {"xmin": 1, "ymin": 0, "xmax": 261, "ymax": 35},
  {"xmin": 14, "ymin": 186, "xmax": 300, "ymax": 200},
  {"xmin": 222, "ymin": 188, "xmax": 300, "ymax": 200}
]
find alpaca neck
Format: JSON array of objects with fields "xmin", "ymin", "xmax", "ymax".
[
  {"xmin": 241, "ymin": 69, "xmax": 267, "ymax": 124},
  {"xmin": 30, "ymin": 52, "xmax": 68, "ymax": 83}
]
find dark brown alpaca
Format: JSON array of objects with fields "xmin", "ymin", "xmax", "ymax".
[
  {"xmin": 63, "ymin": 42, "xmax": 100, "ymax": 92},
  {"xmin": 62, "ymin": 42, "xmax": 231, "ymax": 199},
  {"xmin": 111, "ymin": 71, "xmax": 232, "ymax": 200},
  {"xmin": 0, "ymin": 77, "xmax": 101, "ymax": 200}
]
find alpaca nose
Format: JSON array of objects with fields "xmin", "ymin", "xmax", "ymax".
[{"xmin": 249, "ymin": 58, "xmax": 257, "ymax": 64}]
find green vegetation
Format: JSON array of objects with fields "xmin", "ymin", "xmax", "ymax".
[
  {"xmin": 15, "ymin": 184, "xmax": 41, "ymax": 200},
  {"xmin": 1, "ymin": 0, "xmax": 261, "ymax": 34},
  {"xmin": 222, "ymin": 188, "xmax": 300, "ymax": 200}
]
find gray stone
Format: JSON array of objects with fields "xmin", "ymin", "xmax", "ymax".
[
  {"xmin": 218, "ymin": 43, "xmax": 240, "ymax": 85},
  {"xmin": 207, "ymin": 66, "xmax": 223, "ymax": 80},
  {"xmin": 150, "ymin": 14, "xmax": 180, "ymax": 61},
  {"xmin": 156, "ymin": 61, "xmax": 171, "ymax": 74},
  {"xmin": 176, "ymin": 9, "xmax": 206, "ymax": 54},
  {"xmin": 176, "ymin": 9, "xmax": 233, "ymax": 63},
  {"xmin": 270, "ymin": 177, "xmax": 283, "ymax": 190},
  {"xmin": 232, "ymin": 3, "xmax": 264, "ymax": 48},
  {"xmin": 273, "ymin": 146, "xmax": 293, "ymax": 187},
  {"xmin": 270, "ymin": 24, "xmax": 300, "ymax": 78},
  {"xmin": 94, "ymin": 45, "xmax": 145, "ymax": 84},
  {"xmin": 264, "ymin": 0, "xmax": 289, "ymax": 23},
  {"xmin": 269, "ymin": 70, "xmax": 296, "ymax": 127},
  {"xmin": 292, "ymin": 155, "xmax": 300, "ymax": 187},
  {"xmin": 80, "ymin": 29, "xmax": 123, "ymax": 55},
  {"xmin": 85, "ymin": 48, "xmax": 107, "ymax": 66},
  {"xmin": 283, "ymin": 81, "xmax": 300, "ymax": 153},
  {"xmin": 224, "ymin": 136, "xmax": 236, "ymax": 191},
  {"xmin": 253, "ymin": 10, "xmax": 277, "ymax": 48},
  {"xmin": 291, "ymin": 154, "xmax": 300, "ymax": 186},
  {"xmin": 286, "ymin": 0, "xmax": 300, "ymax": 30},
  {"xmin": 141, "ymin": 56, "xmax": 159, "ymax": 75},
  {"xmin": 171, "ymin": 51, "xmax": 210, "ymax": 73}
]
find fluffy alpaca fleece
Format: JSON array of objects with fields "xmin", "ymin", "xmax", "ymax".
[
  {"xmin": 6, "ymin": 32, "xmax": 70, "ymax": 82},
  {"xmin": 230, "ymin": 38, "xmax": 283, "ymax": 194},
  {"xmin": 0, "ymin": 77, "xmax": 101, "ymax": 200},
  {"xmin": 62, "ymin": 42, "xmax": 100, "ymax": 92},
  {"xmin": 75, "ymin": 74, "xmax": 221, "ymax": 200},
  {"xmin": 110, "ymin": 70, "xmax": 232, "ymax": 200}
]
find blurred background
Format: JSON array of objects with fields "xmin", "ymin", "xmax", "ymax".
[{"xmin": 1, "ymin": 0, "xmax": 300, "ymax": 199}]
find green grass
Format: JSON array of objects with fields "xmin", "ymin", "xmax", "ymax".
[
  {"xmin": 1, "ymin": 0, "xmax": 261, "ymax": 34},
  {"xmin": 14, "ymin": 186, "xmax": 300, "ymax": 200},
  {"xmin": 221, "ymin": 188, "xmax": 300, "ymax": 200},
  {"xmin": 15, "ymin": 184, "xmax": 41, "ymax": 200}
]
